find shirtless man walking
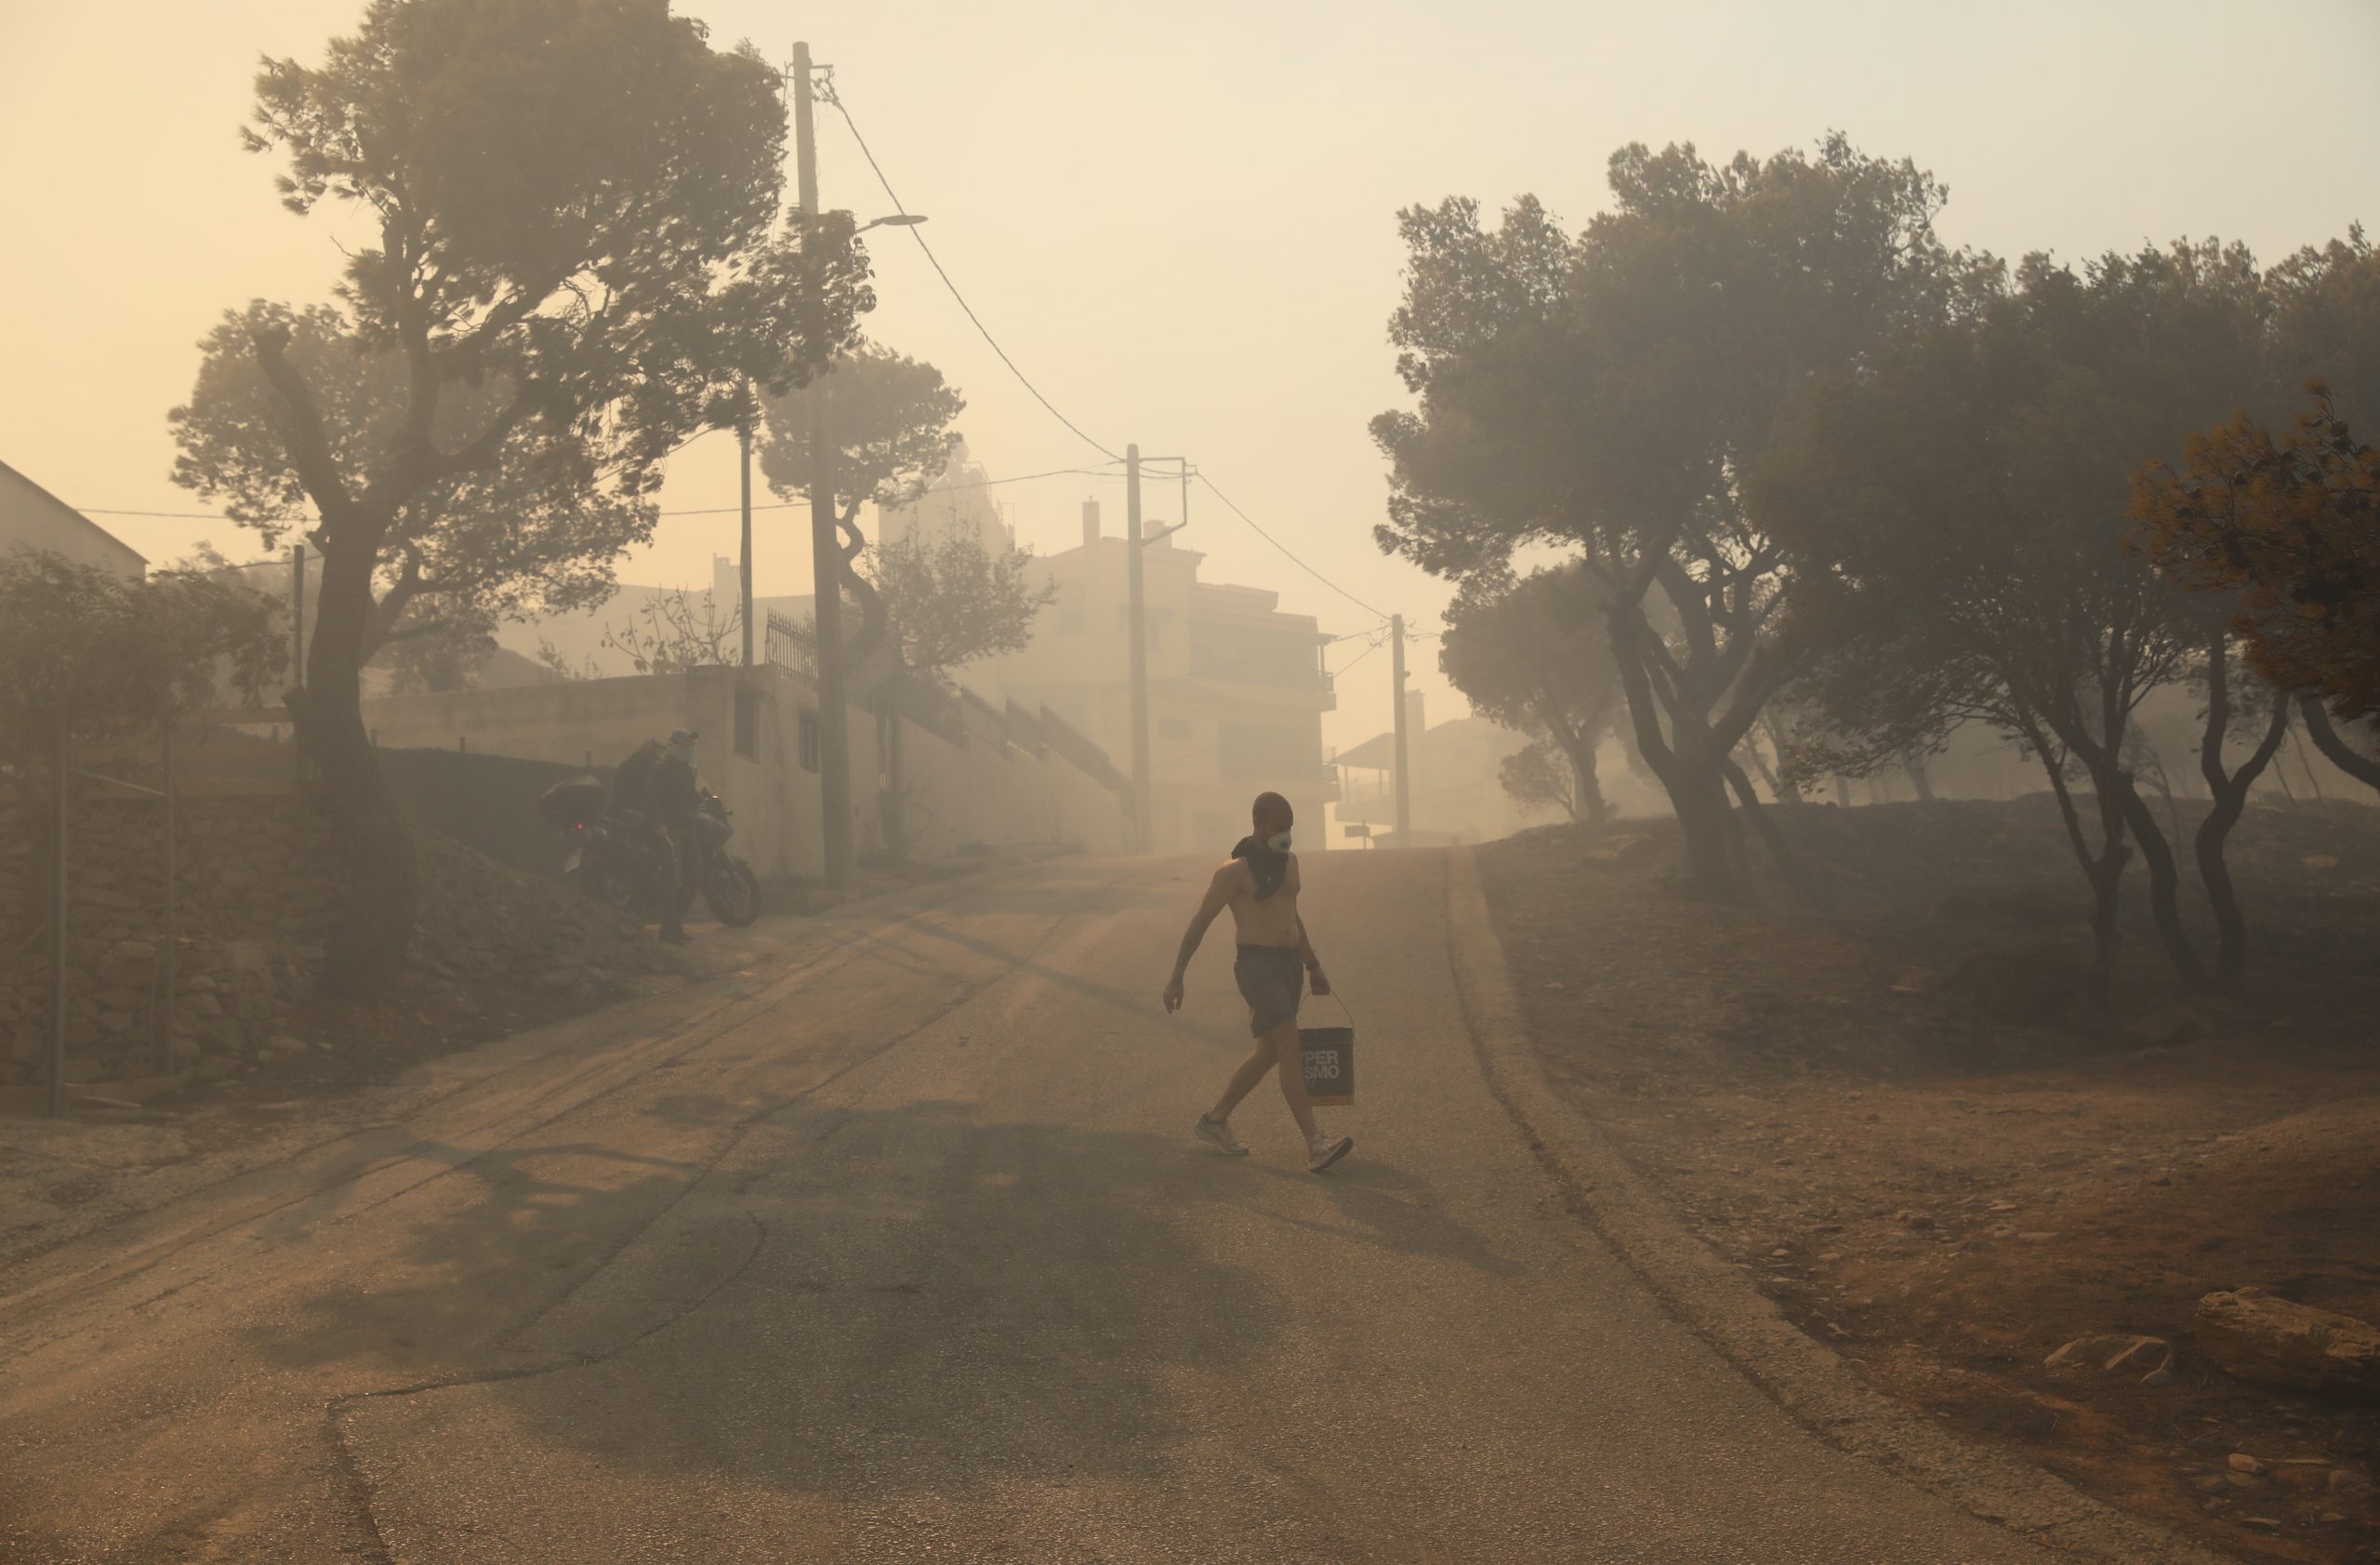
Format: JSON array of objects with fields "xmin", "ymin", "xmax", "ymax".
[{"xmin": 1162, "ymin": 790, "xmax": 1355, "ymax": 1173}]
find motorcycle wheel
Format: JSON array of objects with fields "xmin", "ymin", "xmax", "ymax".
[
  {"xmin": 568, "ymin": 858, "xmax": 641, "ymax": 915},
  {"xmin": 705, "ymin": 858, "xmax": 761, "ymax": 927}
]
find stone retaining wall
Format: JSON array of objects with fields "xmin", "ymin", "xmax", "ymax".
[
  {"xmin": 0, "ymin": 782, "xmax": 678, "ymax": 1090},
  {"xmin": 0, "ymin": 793, "xmax": 337, "ymax": 1086}
]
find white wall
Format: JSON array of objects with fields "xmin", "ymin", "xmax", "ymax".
[
  {"xmin": 0, "ymin": 460, "xmax": 144, "ymax": 577},
  {"xmin": 357, "ymin": 664, "xmax": 1132, "ymax": 881}
]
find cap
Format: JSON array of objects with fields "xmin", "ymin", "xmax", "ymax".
[{"xmin": 669, "ymin": 728, "xmax": 699, "ymax": 746}]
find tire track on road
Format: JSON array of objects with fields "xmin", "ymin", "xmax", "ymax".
[{"xmin": 318, "ymin": 870, "xmax": 1137, "ymax": 1564}]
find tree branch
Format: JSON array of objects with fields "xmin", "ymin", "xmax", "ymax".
[{"xmin": 249, "ymin": 323, "xmax": 355, "ymax": 524}]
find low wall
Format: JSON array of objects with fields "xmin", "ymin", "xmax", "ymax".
[
  {"xmin": 355, "ymin": 665, "xmax": 1133, "ymax": 880},
  {"xmin": 0, "ymin": 793, "xmax": 337, "ymax": 1086}
]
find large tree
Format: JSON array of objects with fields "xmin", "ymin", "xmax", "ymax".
[
  {"xmin": 759, "ymin": 349, "xmax": 1065, "ymax": 858},
  {"xmin": 1754, "ymin": 243, "xmax": 2292, "ymax": 993},
  {"xmin": 757, "ymin": 345, "xmax": 968, "ymax": 683},
  {"xmin": 167, "ymin": 0, "xmax": 872, "ymax": 995},
  {"xmin": 174, "ymin": 305, "xmax": 658, "ymax": 664},
  {"xmin": 866, "ymin": 530, "xmax": 1058, "ymax": 681},
  {"xmin": 2134, "ymin": 389, "xmax": 2380, "ymax": 779},
  {"xmin": 1374, "ymin": 138, "xmax": 1966, "ymax": 897},
  {"xmin": 1439, "ymin": 564, "xmax": 1622, "ymax": 825}
]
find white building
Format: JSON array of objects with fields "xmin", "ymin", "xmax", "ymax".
[
  {"xmin": 960, "ymin": 499, "xmax": 1339, "ymax": 855},
  {"xmin": 0, "ymin": 460, "xmax": 144, "ymax": 577},
  {"xmin": 876, "ymin": 439, "xmax": 1014, "ymax": 556}
]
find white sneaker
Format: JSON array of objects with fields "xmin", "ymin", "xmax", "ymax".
[
  {"xmin": 1195, "ymin": 1115, "xmax": 1250, "ymax": 1156},
  {"xmin": 1307, "ymin": 1132, "xmax": 1354, "ymax": 1173}
]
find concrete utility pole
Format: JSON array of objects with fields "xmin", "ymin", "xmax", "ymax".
[
  {"xmin": 1125, "ymin": 444, "xmax": 1151, "ymax": 853},
  {"xmin": 738, "ymin": 417, "xmax": 754, "ymax": 669},
  {"xmin": 793, "ymin": 41, "xmax": 854, "ymax": 890},
  {"xmin": 1391, "ymin": 613, "xmax": 1411, "ymax": 845}
]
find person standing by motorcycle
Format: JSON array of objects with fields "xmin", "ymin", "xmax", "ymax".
[
  {"xmin": 609, "ymin": 736, "xmax": 686, "ymax": 944},
  {"xmin": 650, "ymin": 728, "xmax": 704, "ymax": 945}
]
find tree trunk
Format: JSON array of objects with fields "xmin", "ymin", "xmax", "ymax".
[
  {"xmin": 2299, "ymin": 696, "xmax": 2380, "ymax": 794},
  {"xmin": 2115, "ymin": 780, "xmax": 2206, "ymax": 988},
  {"xmin": 2033, "ymin": 738, "xmax": 2126, "ymax": 1007},
  {"xmin": 1608, "ymin": 618, "xmax": 1748, "ymax": 899},
  {"xmin": 1558, "ymin": 731, "xmax": 1609, "ymax": 826},
  {"xmin": 2188, "ymin": 642, "xmax": 2294, "ymax": 989},
  {"xmin": 1670, "ymin": 763, "xmax": 1743, "ymax": 897},
  {"xmin": 1905, "ymin": 756, "xmax": 1936, "ymax": 802},
  {"xmin": 297, "ymin": 530, "xmax": 417, "ymax": 1001},
  {"xmin": 1723, "ymin": 757, "xmax": 1809, "ymax": 901},
  {"xmin": 883, "ymin": 701, "xmax": 906, "ymax": 861},
  {"xmin": 1739, "ymin": 737, "xmax": 1784, "ymax": 801}
]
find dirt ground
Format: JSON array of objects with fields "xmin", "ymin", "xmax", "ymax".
[{"xmin": 1477, "ymin": 796, "xmax": 2380, "ymax": 1565}]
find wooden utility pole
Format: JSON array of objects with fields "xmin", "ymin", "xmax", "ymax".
[
  {"xmin": 793, "ymin": 41, "xmax": 853, "ymax": 890},
  {"xmin": 1391, "ymin": 613, "xmax": 1411, "ymax": 845},
  {"xmin": 46, "ymin": 703, "xmax": 67, "ymax": 1119},
  {"xmin": 157, "ymin": 723, "xmax": 177, "ymax": 1076},
  {"xmin": 1126, "ymin": 444, "xmax": 1151, "ymax": 852}
]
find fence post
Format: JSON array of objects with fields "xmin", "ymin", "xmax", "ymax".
[{"xmin": 46, "ymin": 704, "xmax": 68, "ymax": 1119}]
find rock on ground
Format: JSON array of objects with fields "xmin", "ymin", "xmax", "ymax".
[{"xmin": 2195, "ymin": 1288, "xmax": 2380, "ymax": 1399}]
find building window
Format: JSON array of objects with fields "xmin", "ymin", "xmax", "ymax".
[
  {"xmin": 734, "ymin": 685, "xmax": 760, "ymax": 761},
  {"xmin": 1058, "ymin": 608, "xmax": 1084, "ymax": 635},
  {"xmin": 798, "ymin": 711, "xmax": 821, "ymax": 772},
  {"xmin": 1158, "ymin": 717, "xmax": 1192, "ymax": 741}
]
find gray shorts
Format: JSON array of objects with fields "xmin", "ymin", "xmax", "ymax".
[{"xmin": 1234, "ymin": 946, "xmax": 1303, "ymax": 1037}]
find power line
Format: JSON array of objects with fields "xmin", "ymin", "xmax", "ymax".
[
  {"xmin": 1194, "ymin": 471, "xmax": 1390, "ymax": 620},
  {"xmin": 77, "ymin": 508, "xmax": 237, "ymax": 520},
  {"xmin": 75, "ymin": 463, "xmax": 1132, "ymax": 528},
  {"xmin": 823, "ymin": 81, "xmax": 1123, "ymax": 464},
  {"xmin": 1330, "ymin": 627, "xmax": 1394, "ymax": 678},
  {"xmin": 655, "ymin": 463, "xmax": 1125, "ymax": 517},
  {"xmin": 1146, "ymin": 624, "xmax": 1381, "ymax": 687}
]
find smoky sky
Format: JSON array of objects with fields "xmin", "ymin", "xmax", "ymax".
[{"xmin": 5, "ymin": 0, "xmax": 2375, "ymax": 754}]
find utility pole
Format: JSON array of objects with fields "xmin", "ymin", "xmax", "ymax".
[
  {"xmin": 46, "ymin": 702, "xmax": 67, "ymax": 1119},
  {"xmin": 1125, "ymin": 444, "xmax": 1151, "ymax": 853},
  {"xmin": 1391, "ymin": 613, "xmax": 1411, "ymax": 845},
  {"xmin": 738, "ymin": 414, "xmax": 754, "ymax": 669},
  {"xmin": 793, "ymin": 40, "xmax": 853, "ymax": 890}
]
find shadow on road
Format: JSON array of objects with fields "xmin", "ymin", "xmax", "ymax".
[{"xmin": 258, "ymin": 1091, "xmax": 1514, "ymax": 1507}]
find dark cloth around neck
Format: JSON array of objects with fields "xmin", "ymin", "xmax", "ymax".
[{"xmin": 1231, "ymin": 836, "xmax": 1288, "ymax": 902}]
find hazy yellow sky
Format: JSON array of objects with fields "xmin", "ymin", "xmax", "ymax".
[{"xmin": 6, "ymin": 0, "xmax": 2377, "ymax": 753}]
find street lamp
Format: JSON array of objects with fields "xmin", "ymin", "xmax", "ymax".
[{"xmin": 853, "ymin": 213, "xmax": 928, "ymax": 235}]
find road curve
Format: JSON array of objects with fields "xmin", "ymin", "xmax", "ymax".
[{"xmin": 0, "ymin": 849, "xmax": 2062, "ymax": 1563}]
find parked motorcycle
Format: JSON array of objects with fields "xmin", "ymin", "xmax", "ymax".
[
  {"xmin": 686, "ymin": 787, "xmax": 761, "ymax": 927},
  {"xmin": 536, "ymin": 775, "xmax": 673, "ymax": 919}
]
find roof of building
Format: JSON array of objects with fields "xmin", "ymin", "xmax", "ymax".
[
  {"xmin": 0, "ymin": 458, "xmax": 148, "ymax": 566},
  {"xmin": 1333, "ymin": 714, "xmax": 1513, "ymax": 771}
]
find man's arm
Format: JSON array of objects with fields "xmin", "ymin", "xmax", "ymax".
[
  {"xmin": 1295, "ymin": 914, "xmax": 1330, "ymax": 996},
  {"xmin": 1162, "ymin": 863, "xmax": 1240, "ymax": 1013}
]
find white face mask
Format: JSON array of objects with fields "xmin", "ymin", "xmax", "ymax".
[{"xmin": 1264, "ymin": 829, "xmax": 1293, "ymax": 855}]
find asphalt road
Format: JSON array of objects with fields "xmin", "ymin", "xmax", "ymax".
[{"xmin": 0, "ymin": 849, "xmax": 2065, "ymax": 1564}]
